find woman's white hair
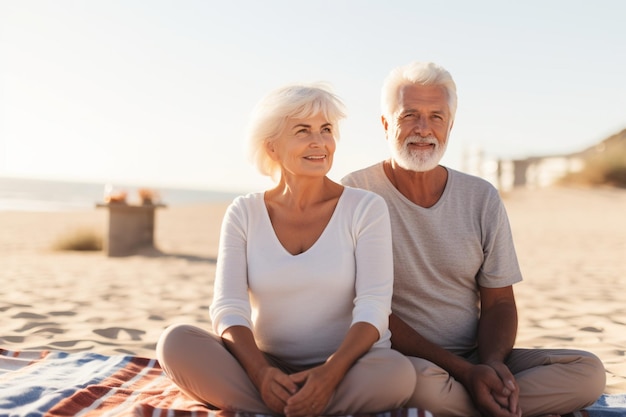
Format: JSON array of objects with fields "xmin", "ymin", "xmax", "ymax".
[
  {"xmin": 246, "ymin": 83, "xmax": 346, "ymax": 179},
  {"xmin": 381, "ymin": 61, "xmax": 457, "ymax": 123}
]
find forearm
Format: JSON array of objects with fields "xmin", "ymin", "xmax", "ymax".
[
  {"xmin": 477, "ymin": 292, "xmax": 517, "ymax": 364},
  {"xmin": 221, "ymin": 325, "xmax": 271, "ymax": 387},
  {"xmin": 324, "ymin": 322, "xmax": 379, "ymax": 381},
  {"xmin": 475, "ymin": 289, "xmax": 521, "ymax": 417},
  {"xmin": 389, "ymin": 313, "xmax": 473, "ymax": 384}
]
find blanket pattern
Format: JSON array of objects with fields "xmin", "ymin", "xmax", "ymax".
[
  {"xmin": 0, "ymin": 349, "xmax": 433, "ymax": 417},
  {"xmin": 1, "ymin": 349, "xmax": 623, "ymax": 417}
]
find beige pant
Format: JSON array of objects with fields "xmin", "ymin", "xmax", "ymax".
[
  {"xmin": 156, "ymin": 323, "xmax": 416, "ymax": 415},
  {"xmin": 405, "ymin": 348, "xmax": 606, "ymax": 417}
]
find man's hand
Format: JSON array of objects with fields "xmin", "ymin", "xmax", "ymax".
[
  {"xmin": 487, "ymin": 360, "xmax": 520, "ymax": 415},
  {"xmin": 471, "ymin": 285, "xmax": 520, "ymax": 416},
  {"xmin": 466, "ymin": 363, "xmax": 521, "ymax": 417}
]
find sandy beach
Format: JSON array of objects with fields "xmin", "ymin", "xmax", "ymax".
[{"xmin": 0, "ymin": 186, "xmax": 624, "ymax": 394}]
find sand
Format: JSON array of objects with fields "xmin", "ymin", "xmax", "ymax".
[{"xmin": 0, "ymin": 186, "xmax": 624, "ymax": 394}]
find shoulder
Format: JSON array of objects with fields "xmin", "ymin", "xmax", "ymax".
[
  {"xmin": 447, "ymin": 168, "xmax": 501, "ymax": 201},
  {"xmin": 229, "ymin": 191, "xmax": 262, "ymax": 206},
  {"xmin": 340, "ymin": 186, "xmax": 390, "ymax": 225},
  {"xmin": 342, "ymin": 185, "xmax": 387, "ymax": 208},
  {"xmin": 225, "ymin": 192, "xmax": 264, "ymax": 217},
  {"xmin": 341, "ymin": 162, "xmax": 384, "ymax": 187},
  {"xmin": 445, "ymin": 168, "xmax": 508, "ymax": 222}
]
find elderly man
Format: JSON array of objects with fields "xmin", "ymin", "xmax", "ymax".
[{"xmin": 342, "ymin": 61, "xmax": 605, "ymax": 417}]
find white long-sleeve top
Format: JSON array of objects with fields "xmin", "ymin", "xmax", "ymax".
[{"xmin": 210, "ymin": 186, "xmax": 393, "ymax": 366}]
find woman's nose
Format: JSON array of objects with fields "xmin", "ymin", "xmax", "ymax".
[{"xmin": 309, "ymin": 132, "xmax": 324, "ymax": 146}]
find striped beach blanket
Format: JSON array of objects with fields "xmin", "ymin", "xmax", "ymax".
[
  {"xmin": 0, "ymin": 349, "xmax": 433, "ymax": 417},
  {"xmin": 572, "ymin": 393, "xmax": 626, "ymax": 417},
  {"xmin": 0, "ymin": 349, "xmax": 622, "ymax": 417}
]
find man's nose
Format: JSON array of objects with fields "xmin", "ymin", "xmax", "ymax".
[{"xmin": 413, "ymin": 117, "xmax": 434, "ymax": 136}]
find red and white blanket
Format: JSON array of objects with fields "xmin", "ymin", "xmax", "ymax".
[{"xmin": 0, "ymin": 349, "xmax": 433, "ymax": 417}]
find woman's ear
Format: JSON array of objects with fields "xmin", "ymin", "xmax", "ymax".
[{"xmin": 266, "ymin": 140, "xmax": 278, "ymax": 160}]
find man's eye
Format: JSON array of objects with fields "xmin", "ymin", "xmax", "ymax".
[{"xmin": 322, "ymin": 127, "xmax": 332, "ymax": 133}]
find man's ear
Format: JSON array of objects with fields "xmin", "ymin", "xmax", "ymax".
[{"xmin": 381, "ymin": 115, "xmax": 389, "ymax": 137}]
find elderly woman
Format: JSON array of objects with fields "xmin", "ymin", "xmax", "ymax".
[{"xmin": 156, "ymin": 84, "xmax": 415, "ymax": 417}]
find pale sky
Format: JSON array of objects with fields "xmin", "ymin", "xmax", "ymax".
[{"xmin": 1, "ymin": 0, "xmax": 625, "ymax": 193}]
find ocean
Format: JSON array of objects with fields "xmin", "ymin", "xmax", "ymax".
[{"xmin": 0, "ymin": 177, "xmax": 242, "ymax": 212}]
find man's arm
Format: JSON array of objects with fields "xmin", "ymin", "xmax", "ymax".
[
  {"xmin": 473, "ymin": 285, "xmax": 521, "ymax": 416},
  {"xmin": 389, "ymin": 313, "xmax": 474, "ymax": 383},
  {"xmin": 390, "ymin": 287, "xmax": 518, "ymax": 367},
  {"xmin": 478, "ymin": 285, "xmax": 518, "ymax": 365},
  {"xmin": 390, "ymin": 289, "xmax": 522, "ymax": 417},
  {"xmin": 476, "ymin": 285, "xmax": 519, "ymax": 391}
]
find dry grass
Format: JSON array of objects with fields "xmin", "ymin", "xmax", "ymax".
[
  {"xmin": 52, "ymin": 227, "xmax": 104, "ymax": 252},
  {"xmin": 560, "ymin": 129, "xmax": 626, "ymax": 188}
]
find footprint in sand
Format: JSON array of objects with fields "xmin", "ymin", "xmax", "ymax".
[
  {"xmin": 49, "ymin": 311, "xmax": 77, "ymax": 317},
  {"xmin": 11, "ymin": 312, "xmax": 48, "ymax": 320},
  {"xmin": 93, "ymin": 327, "xmax": 146, "ymax": 341},
  {"xmin": 580, "ymin": 326, "xmax": 603, "ymax": 333},
  {"xmin": 16, "ymin": 321, "xmax": 60, "ymax": 332},
  {"xmin": 0, "ymin": 335, "xmax": 25, "ymax": 343},
  {"xmin": 33, "ymin": 327, "xmax": 65, "ymax": 335},
  {"xmin": 0, "ymin": 303, "xmax": 31, "ymax": 312}
]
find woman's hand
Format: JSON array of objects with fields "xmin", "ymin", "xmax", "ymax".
[
  {"xmin": 282, "ymin": 322, "xmax": 380, "ymax": 416},
  {"xmin": 221, "ymin": 326, "xmax": 298, "ymax": 414},
  {"xmin": 255, "ymin": 366, "xmax": 299, "ymax": 415},
  {"xmin": 284, "ymin": 364, "xmax": 339, "ymax": 417}
]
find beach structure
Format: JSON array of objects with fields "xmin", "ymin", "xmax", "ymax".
[{"xmin": 96, "ymin": 201, "xmax": 166, "ymax": 257}]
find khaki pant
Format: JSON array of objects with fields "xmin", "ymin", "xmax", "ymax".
[
  {"xmin": 156, "ymin": 323, "xmax": 416, "ymax": 415},
  {"xmin": 405, "ymin": 348, "xmax": 606, "ymax": 417}
]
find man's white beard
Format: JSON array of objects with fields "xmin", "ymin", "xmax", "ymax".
[{"xmin": 388, "ymin": 135, "xmax": 447, "ymax": 172}]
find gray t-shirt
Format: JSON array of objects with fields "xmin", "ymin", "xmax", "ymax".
[{"xmin": 342, "ymin": 162, "xmax": 523, "ymax": 354}]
